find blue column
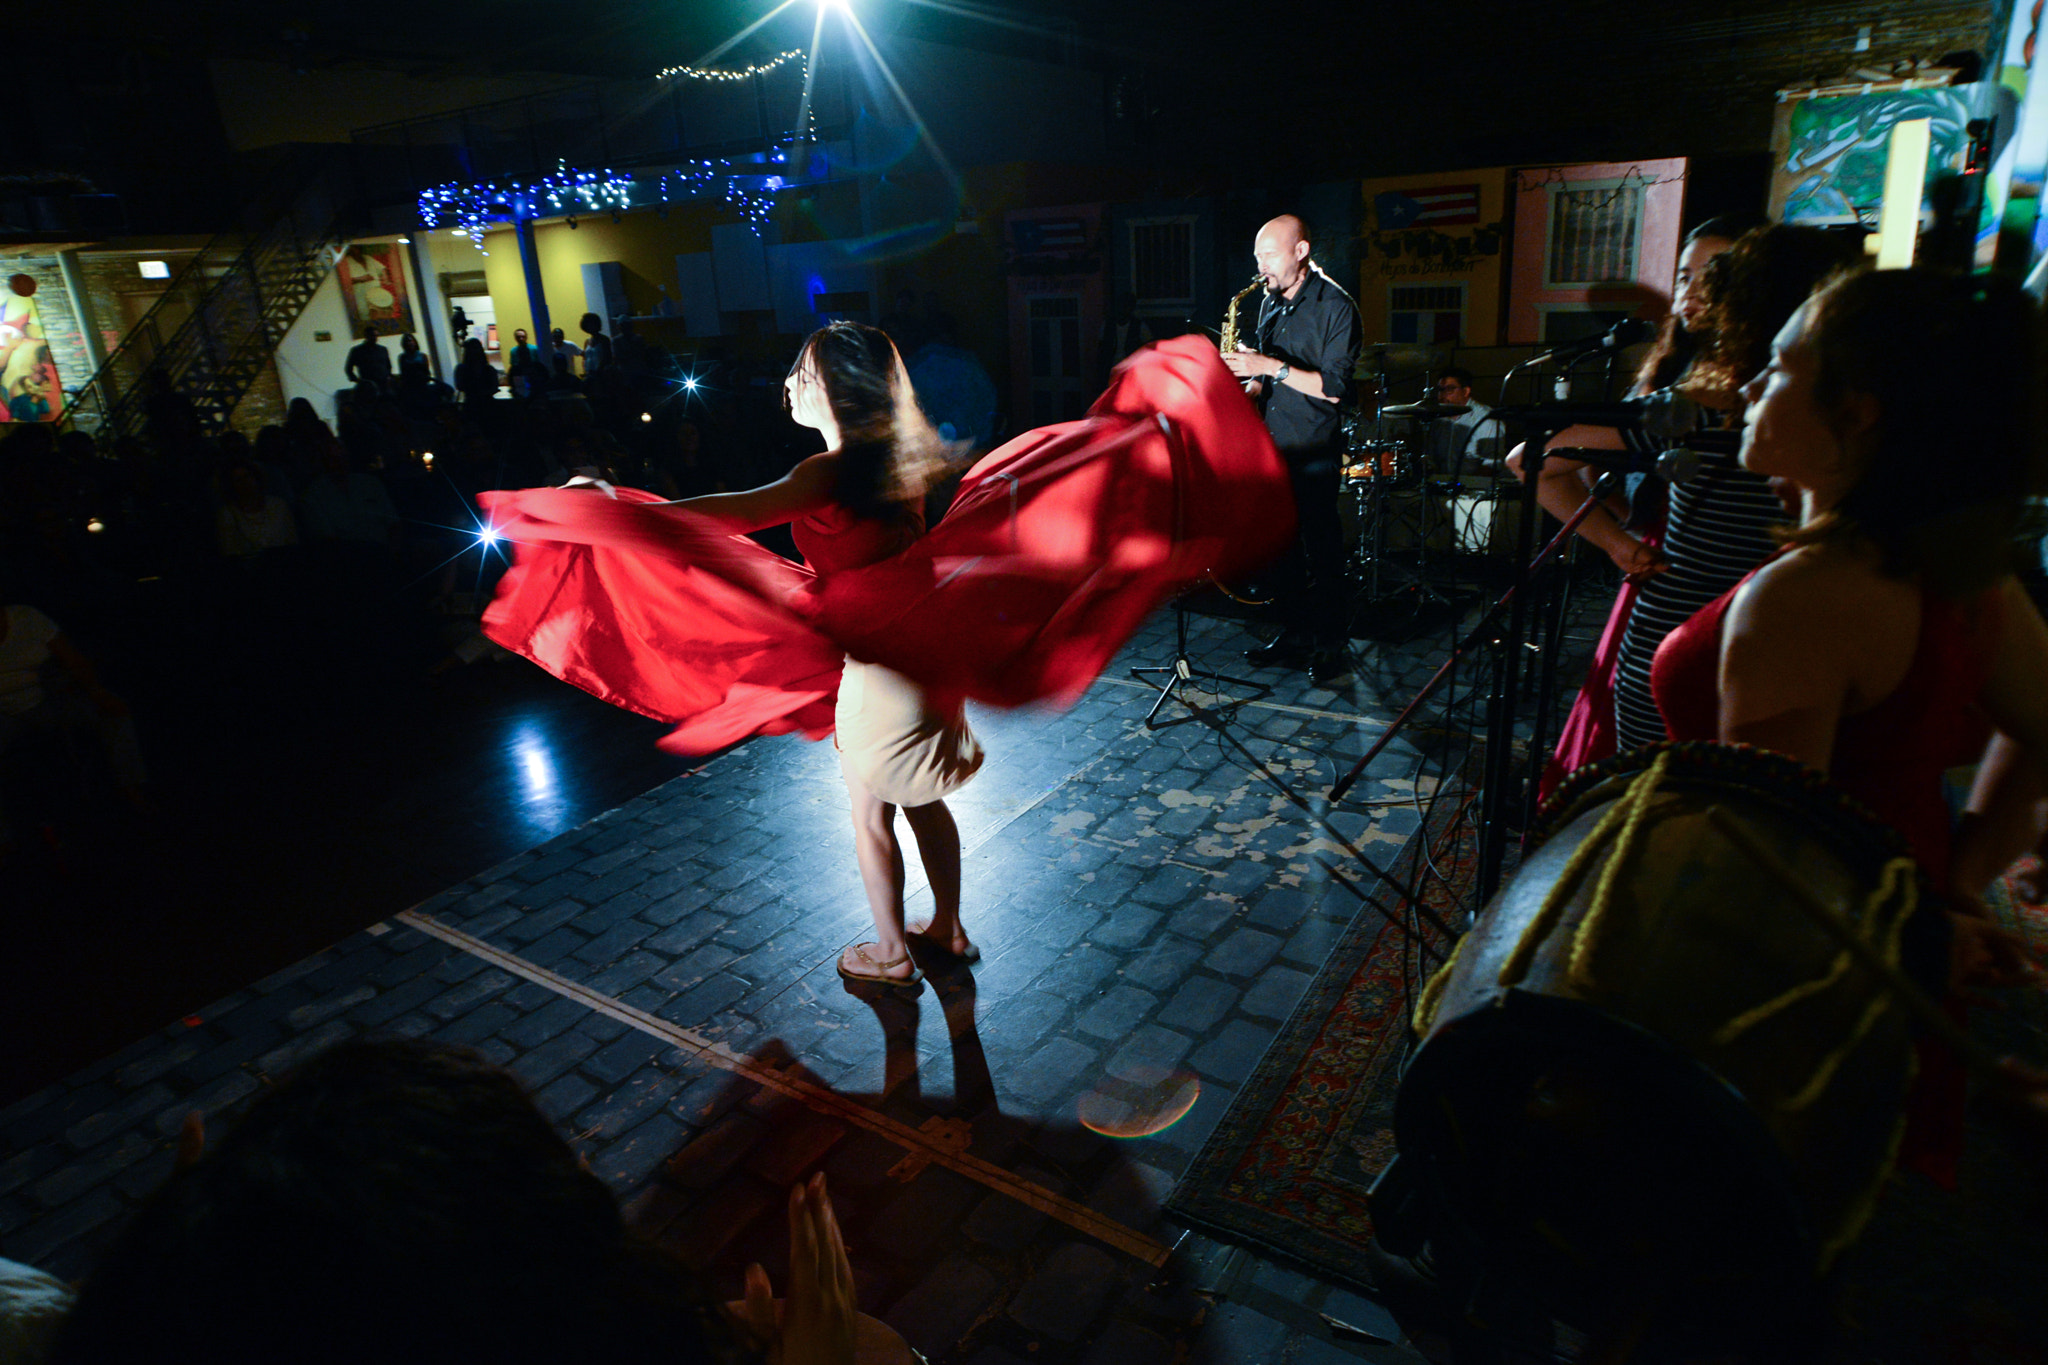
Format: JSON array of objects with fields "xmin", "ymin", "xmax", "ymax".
[{"xmin": 514, "ymin": 216, "xmax": 550, "ymax": 347}]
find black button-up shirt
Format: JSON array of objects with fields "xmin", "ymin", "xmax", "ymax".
[{"xmin": 1254, "ymin": 269, "xmax": 1361, "ymax": 459}]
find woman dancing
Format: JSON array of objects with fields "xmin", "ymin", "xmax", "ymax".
[
  {"xmin": 480, "ymin": 330, "xmax": 1295, "ymax": 991},
  {"xmin": 621, "ymin": 323, "xmax": 980, "ymax": 986}
]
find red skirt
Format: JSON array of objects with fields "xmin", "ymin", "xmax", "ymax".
[{"xmin": 479, "ymin": 337, "xmax": 1297, "ymax": 755}]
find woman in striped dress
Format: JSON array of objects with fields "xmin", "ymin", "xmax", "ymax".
[
  {"xmin": 1519, "ymin": 225, "xmax": 1863, "ymax": 787},
  {"xmin": 1524, "ymin": 212, "xmax": 1762, "ymax": 800}
]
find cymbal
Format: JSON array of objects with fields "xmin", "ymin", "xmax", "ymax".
[
  {"xmin": 1381, "ymin": 400, "xmax": 1471, "ymax": 420},
  {"xmin": 1356, "ymin": 344, "xmax": 1442, "ymax": 375}
]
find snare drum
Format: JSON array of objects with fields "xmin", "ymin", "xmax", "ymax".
[
  {"xmin": 1342, "ymin": 442, "xmax": 1411, "ymax": 484},
  {"xmin": 1391, "ymin": 744, "xmax": 1926, "ymax": 1349}
]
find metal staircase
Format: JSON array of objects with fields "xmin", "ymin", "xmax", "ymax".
[{"xmin": 63, "ymin": 147, "xmax": 360, "ymax": 443}]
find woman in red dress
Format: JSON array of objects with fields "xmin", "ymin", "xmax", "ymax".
[
  {"xmin": 539, "ymin": 324, "xmax": 980, "ymax": 985},
  {"xmin": 479, "ymin": 328, "xmax": 1297, "ymax": 991},
  {"xmin": 1648, "ymin": 267, "xmax": 2048, "ymax": 1181}
]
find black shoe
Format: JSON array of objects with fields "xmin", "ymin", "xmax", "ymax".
[
  {"xmin": 1309, "ymin": 648, "xmax": 1353, "ymax": 687},
  {"xmin": 1244, "ymin": 632, "xmax": 1310, "ymax": 669}
]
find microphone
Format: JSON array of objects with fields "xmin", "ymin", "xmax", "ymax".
[
  {"xmin": 1491, "ymin": 389, "xmax": 1701, "ymax": 441},
  {"xmin": 1527, "ymin": 317, "xmax": 1654, "ymax": 367},
  {"xmin": 1548, "ymin": 446, "xmax": 1703, "ymax": 484}
]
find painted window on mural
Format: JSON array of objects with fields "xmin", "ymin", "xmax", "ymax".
[
  {"xmin": 1, "ymin": 274, "xmax": 60, "ymax": 424},
  {"xmin": 1388, "ymin": 283, "xmax": 1465, "ymax": 344},
  {"xmin": 1545, "ymin": 182, "xmax": 1642, "ymax": 287},
  {"xmin": 1129, "ymin": 218, "xmax": 1195, "ymax": 311}
]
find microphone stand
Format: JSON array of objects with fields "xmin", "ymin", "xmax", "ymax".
[
  {"xmin": 1328, "ymin": 478, "xmax": 1611, "ymax": 806},
  {"xmin": 1469, "ymin": 405, "xmax": 1589, "ymax": 902}
]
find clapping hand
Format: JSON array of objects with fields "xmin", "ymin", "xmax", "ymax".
[{"xmin": 741, "ymin": 1173, "xmax": 857, "ymax": 1365}]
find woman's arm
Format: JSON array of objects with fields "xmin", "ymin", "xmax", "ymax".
[
  {"xmin": 659, "ymin": 452, "xmax": 841, "ymax": 534},
  {"xmin": 1506, "ymin": 427, "xmax": 1662, "ymax": 577},
  {"xmin": 1951, "ymin": 581, "xmax": 2048, "ymax": 900}
]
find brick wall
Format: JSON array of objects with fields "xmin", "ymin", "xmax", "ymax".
[{"xmin": 74, "ymin": 252, "xmax": 203, "ymax": 362}]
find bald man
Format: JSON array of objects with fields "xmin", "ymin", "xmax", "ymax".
[{"xmin": 1222, "ymin": 215, "xmax": 1362, "ymax": 685}]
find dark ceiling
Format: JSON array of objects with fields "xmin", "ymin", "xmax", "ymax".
[{"xmin": 83, "ymin": 0, "xmax": 1140, "ymax": 78}]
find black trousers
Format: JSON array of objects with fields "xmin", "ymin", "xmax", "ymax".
[{"xmin": 1275, "ymin": 451, "xmax": 1349, "ymax": 649}]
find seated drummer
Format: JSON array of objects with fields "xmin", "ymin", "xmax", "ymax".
[{"xmin": 1418, "ymin": 367, "xmax": 1502, "ymax": 479}]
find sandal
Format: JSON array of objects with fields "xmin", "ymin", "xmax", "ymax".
[
  {"xmin": 906, "ymin": 923, "xmax": 982, "ymax": 964},
  {"xmin": 836, "ymin": 943, "xmax": 923, "ymax": 987}
]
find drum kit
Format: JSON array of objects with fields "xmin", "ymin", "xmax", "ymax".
[{"xmin": 1341, "ymin": 346, "xmax": 1520, "ymax": 617}]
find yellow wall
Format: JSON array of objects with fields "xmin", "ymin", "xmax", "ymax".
[
  {"xmin": 1356, "ymin": 168, "xmax": 1511, "ymax": 346},
  {"xmin": 420, "ymin": 200, "xmax": 741, "ymax": 341}
]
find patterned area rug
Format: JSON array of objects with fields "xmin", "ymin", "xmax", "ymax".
[{"xmin": 1164, "ymin": 788, "xmax": 1471, "ymax": 1290}]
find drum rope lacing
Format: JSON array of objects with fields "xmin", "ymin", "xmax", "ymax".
[
  {"xmin": 1411, "ymin": 749, "xmax": 1676, "ymax": 1034},
  {"xmin": 1498, "ymin": 748, "xmax": 1676, "ymax": 994},
  {"xmin": 1717, "ymin": 854, "xmax": 1921, "ymax": 1111}
]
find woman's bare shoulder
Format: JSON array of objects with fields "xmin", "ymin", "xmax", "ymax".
[{"xmin": 1731, "ymin": 543, "xmax": 1914, "ymax": 657}]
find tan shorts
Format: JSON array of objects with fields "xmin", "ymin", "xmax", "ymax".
[{"xmin": 834, "ymin": 659, "xmax": 984, "ymax": 806}]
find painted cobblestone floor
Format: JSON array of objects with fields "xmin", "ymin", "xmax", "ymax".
[{"xmin": 0, "ymin": 601, "xmax": 1554, "ymax": 1364}]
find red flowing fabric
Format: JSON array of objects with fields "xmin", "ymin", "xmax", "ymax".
[{"xmin": 480, "ymin": 336, "xmax": 1294, "ymax": 755}]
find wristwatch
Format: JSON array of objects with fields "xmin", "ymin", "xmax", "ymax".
[{"xmin": 1272, "ymin": 363, "xmax": 1291, "ymax": 386}]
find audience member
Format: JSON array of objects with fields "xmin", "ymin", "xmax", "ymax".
[
  {"xmin": 344, "ymin": 326, "xmax": 392, "ymax": 395},
  {"xmin": 580, "ymin": 312, "xmax": 614, "ymax": 376},
  {"xmin": 506, "ymin": 327, "xmax": 542, "ymax": 375},
  {"xmin": 215, "ymin": 461, "xmax": 298, "ymax": 559},
  {"xmin": 47, "ymin": 1038, "xmax": 858, "ymax": 1365},
  {"xmin": 455, "ymin": 339, "xmax": 500, "ymax": 409},
  {"xmin": 298, "ymin": 445, "xmax": 399, "ymax": 548},
  {"xmin": 550, "ymin": 326, "xmax": 582, "ymax": 373},
  {"xmin": 396, "ymin": 332, "xmax": 431, "ymax": 391},
  {"xmin": 0, "ymin": 597, "xmax": 149, "ymax": 850}
]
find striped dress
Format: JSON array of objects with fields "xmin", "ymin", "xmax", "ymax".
[{"xmin": 1610, "ymin": 419, "xmax": 1787, "ymax": 753}]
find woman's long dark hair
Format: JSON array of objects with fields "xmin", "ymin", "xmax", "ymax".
[
  {"xmin": 1786, "ymin": 268, "xmax": 2046, "ymax": 594},
  {"xmin": 788, "ymin": 321, "xmax": 950, "ymax": 521},
  {"xmin": 1634, "ymin": 212, "xmax": 1772, "ymax": 394},
  {"xmin": 1687, "ymin": 224, "xmax": 1865, "ymax": 397}
]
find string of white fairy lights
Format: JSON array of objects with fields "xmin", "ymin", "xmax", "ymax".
[{"xmin": 418, "ymin": 50, "xmax": 815, "ymax": 248}]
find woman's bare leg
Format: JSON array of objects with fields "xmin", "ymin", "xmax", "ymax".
[
  {"xmin": 841, "ymin": 759, "xmax": 915, "ymax": 980},
  {"xmin": 901, "ymin": 799, "xmax": 967, "ymax": 950}
]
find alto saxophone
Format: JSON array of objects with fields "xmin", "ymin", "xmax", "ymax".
[{"xmin": 1219, "ymin": 276, "xmax": 1263, "ymax": 355}]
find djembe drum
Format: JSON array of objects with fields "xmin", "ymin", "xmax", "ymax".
[{"xmin": 1387, "ymin": 743, "xmax": 1931, "ymax": 1350}]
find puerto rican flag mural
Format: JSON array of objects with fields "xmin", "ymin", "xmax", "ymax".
[{"xmin": 1373, "ymin": 185, "xmax": 1482, "ymax": 230}]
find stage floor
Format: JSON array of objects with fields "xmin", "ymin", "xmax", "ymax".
[{"xmin": 0, "ymin": 598, "xmax": 1569, "ymax": 1363}]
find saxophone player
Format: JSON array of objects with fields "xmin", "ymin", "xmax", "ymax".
[{"xmin": 1221, "ymin": 214, "xmax": 1362, "ymax": 685}]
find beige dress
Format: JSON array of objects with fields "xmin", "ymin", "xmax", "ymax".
[
  {"xmin": 834, "ymin": 659, "xmax": 983, "ymax": 805},
  {"xmin": 795, "ymin": 497, "xmax": 983, "ymax": 806}
]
